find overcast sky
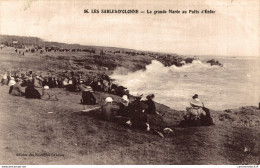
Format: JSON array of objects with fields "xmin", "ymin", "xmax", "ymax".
[{"xmin": 0, "ymin": 0, "xmax": 259, "ymax": 57}]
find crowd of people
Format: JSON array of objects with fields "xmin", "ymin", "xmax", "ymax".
[
  {"xmin": 1, "ymin": 70, "xmax": 213, "ymax": 137},
  {"xmin": 1, "ymin": 70, "xmax": 129, "ymax": 99},
  {"xmin": 101, "ymin": 93, "xmax": 158, "ymax": 131}
]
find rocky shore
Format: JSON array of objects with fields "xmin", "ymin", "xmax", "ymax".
[
  {"xmin": 0, "ymin": 45, "xmax": 258, "ymax": 129},
  {"xmin": 0, "ymin": 39, "xmax": 259, "ymax": 165}
]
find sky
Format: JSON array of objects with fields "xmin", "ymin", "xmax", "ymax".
[{"xmin": 0, "ymin": 0, "xmax": 259, "ymax": 57}]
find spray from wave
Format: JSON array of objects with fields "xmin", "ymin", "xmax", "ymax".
[
  {"xmin": 111, "ymin": 60, "xmax": 224, "ymax": 110},
  {"xmin": 111, "ymin": 58, "xmax": 260, "ymax": 111}
]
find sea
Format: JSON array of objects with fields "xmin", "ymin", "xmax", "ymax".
[{"xmin": 111, "ymin": 56, "xmax": 260, "ymax": 111}]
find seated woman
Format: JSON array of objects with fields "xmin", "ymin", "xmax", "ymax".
[
  {"xmin": 185, "ymin": 94, "xmax": 206, "ymax": 120},
  {"xmin": 127, "ymin": 93, "xmax": 150, "ymax": 131},
  {"xmin": 8, "ymin": 77, "xmax": 16, "ymax": 94},
  {"xmin": 101, "ymin": 97, "xmax": 117, "ymax": 121},
  {"xmin": 11, "ymin": 79, "xmax": 24, "ymax": 96},
  {"xmin": 41, "ymin": 85, "xmax": 58, "ymax": 101},
  {"xmin": 1, "ymin": 73, "xmax": 8, "ymax": 85},
  {"xmin": 142, "ymin": 94, "xmax": 157, "ymax": 115},
  {"xmin": 81, "ymin": 86, "xmax": 96, "ymax": 105},
  {"xmin": 25, "ymin": 83, "xmax": 41, "ymax": 99},
  {"xmin": 117, "ymin": 95, "xmax": 130, "ymax": 117}
]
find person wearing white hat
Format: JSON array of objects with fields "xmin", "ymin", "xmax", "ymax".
[
  {"xmin": 190, "ymin": 94, "xmax": 204, "ymax": 108},
  {"xmin": 121, "ymin": 95, "xmax": 129, "ymax": 106},
  {"xmin": 8, "ymin": 77, "xmax": 16, "ymax": 94},
  {"xmin": 1, "ymin": 73, "xmax": 8, "ymax": 85},
  {"xmin": 185, "ymin": 94, "xmax": 206, "ymax": 120},
  {"xmin": 41, "ymin": 85, "xmax": 58, "ymax": 101},
  {"xmin": 11, "ymin": 79, "xmax": 24, "ymax": 96},
  {"xmin": 102, "ymin": 97, "xmax": 117, "ymax": 121},
  {"xmin": 41, "ymin": 85, "xmax": 50, "ymax": 100},
  {"xmin": 105, "ymin": 97, "xmax": 113, "ymax": 103},
  {"xmin": 117, "ymin": 95, "xmax": 130, "ymax": 117},
  {"xmin": 8, "ymin": 77, "xmax": 16, "ymax": 86}
]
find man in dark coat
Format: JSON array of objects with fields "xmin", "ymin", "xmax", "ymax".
[{"xmin": 143, "ymin": 94, "xmax": 157, "ymax": 115}]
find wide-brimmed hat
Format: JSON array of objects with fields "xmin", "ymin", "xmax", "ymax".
[
  {"xmin": 193, "ymin": 94, "xmax": 198, "ymax": 99},
  {"xmin": 146, "ymin": 94, "xmax": 155, "ymax": 99},
  {"xmin": 44, "ymin": 85, "xmax": 50, "ymax": 90},
  {"xmin": 105, "ymin": 97, "xmax": 113, "ymax": 103},
  {"xmin": 121, "ymin": 95, "xmax": 129, "ymax": 102},
  {"xmin": 83, "ymin": 86, "xmax": 93, "ymax": 92},
  {"xmin": 132, "ymin": 92, "xmax": 143, "ymax": 98},
  {"xmin": 79, "ymin": 80, "xmax": 84, "ymax": 84},
  {"xmin": 190, "ymin": 98, "xmax": 203, "ymax": 107},
  {"xmin": 10, "ymin": 77, "xmax": 15, "ymax": 80}
]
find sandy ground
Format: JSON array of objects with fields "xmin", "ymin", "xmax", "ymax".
[{"xmin": 0, "ymin": 47, "xmax": 259, "ymax": 164}]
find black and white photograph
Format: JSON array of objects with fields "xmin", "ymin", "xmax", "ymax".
[{"xmin": 0, "ymin": 0, "xmax": 259, "ymax": 166}]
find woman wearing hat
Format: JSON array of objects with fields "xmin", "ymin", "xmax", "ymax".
[
  {"xmin": 11, "ymin": 79, "xmax": 24, "ymax": 96},
  {"xmin": 117, "ymin": 95, "xmax": 130, "ymax": 117},
  {"xmin": 8, "ymin": 77, "xmax": 16, "ymax": 94},
  {"xmin": 1, "ymin": 73, "xmax": 8, "ymax": 85},
  {"xmin": 8, "ymin": 77, "xmax": 16, "ymax": 86},
  {"xmin": 102, "ymin": 97, "xmax": 117, "ymax": 121},
  {"xmin": 190, "ymin": 94, "xmax": 204, "ymax": 108},
  {"xmin": 143, "ymin": 94, "xmax": 157, "ymax": 115},
  {"xmin": 81, "ymin": 86, "xmax": 96, "ymax": 105},
  {"xmin": 185, "ymin": 94, "xmax": 206, "ymax": 121}
]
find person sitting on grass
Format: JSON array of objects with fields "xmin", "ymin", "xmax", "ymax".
[
  {"xmin": 142, "ymin": 94, "xmax": 158, "ymax": 115},
  {"xmin": 25, "ymin": 83, "xmax": 41, "ymax": 99},
  {"xmin": 126, "ymin": 93, "xmax": 150, "ymax": 131},
  {"xmin": 101, "ymin": 97, "xmax": 117, "ymax": 121},
  {"xmin": 8, "ymin": 77, "xmax": 16, "ymax": 94},
  {"xmin": 1, "ymin": 73, "xmax": 8, "ymax": 86},
  {"xmin": 184, "ymin": 94, "xmax": 206, "ymax": 120},
  {"xmin": 80, "ymin": 86, "xmax": 96, "ymax": 105},
  {"xmin": 11, "ymin": 78, "xmax": 24, "ymax": 96},
  {"xmin": 41, "ymin": 85, "xmax": 58, "ymax": 101},
  {"xmin": 117, "ymin": 95, "xmax": 130, "ymax": 117}
]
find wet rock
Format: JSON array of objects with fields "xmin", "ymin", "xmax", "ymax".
[
  {"xmin": 206, "ymin": 59, "xmax": 223, "ymax": 66},
  {"xmin": 224, "ymin": 109, "xmax": 233, "ymax": 113}
]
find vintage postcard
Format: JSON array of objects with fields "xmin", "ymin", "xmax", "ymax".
[{"xmin": 0, "ymin": 0, "xmax": 259, "ymax": 166}]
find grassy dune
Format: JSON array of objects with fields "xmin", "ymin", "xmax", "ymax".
[{"xmin": 0, "ymin": 47, "xmax": 259, "ymax": 164}]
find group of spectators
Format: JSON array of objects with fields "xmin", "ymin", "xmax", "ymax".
[
  {"xmin": 101, "ymin": 93, "xmax": 158, "ymax": 132},
  {"xmin": 1, "ymin": 70, "xmax": 129, "ymax": 100},
  {"xmin": 1, "ymin": 70, "xmax": 162, "ymax": 133},
  {"xmin": 1, "ymin": 69, "xmax": 213, "ymax": 136}
]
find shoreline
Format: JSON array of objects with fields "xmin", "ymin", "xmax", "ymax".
[
  {"xmin": 0, "ymin": 45, "xmax": 258, "ymax": 115},
  {"xmin": 0, "ymin": 44, "xmax": 259, "ymax": 165}
]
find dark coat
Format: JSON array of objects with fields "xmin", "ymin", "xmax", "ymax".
[
  {"xmin": 25, "ymin": 85, "xmax": 41, "ymax": 99},
  {"xmin": 117, "ymin": 102, "xmax": 130, "ymax": 117},
  {"xmin": 143, "ymin": 99, "xmax": 156, "ymax": 114},
  {"xmin": 81, "ymin": 91, "xmax": 96, "ymax": 105},
  {"xmin": 128, "ymin": 100, "xmax": 148, "ymax": 130}
]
